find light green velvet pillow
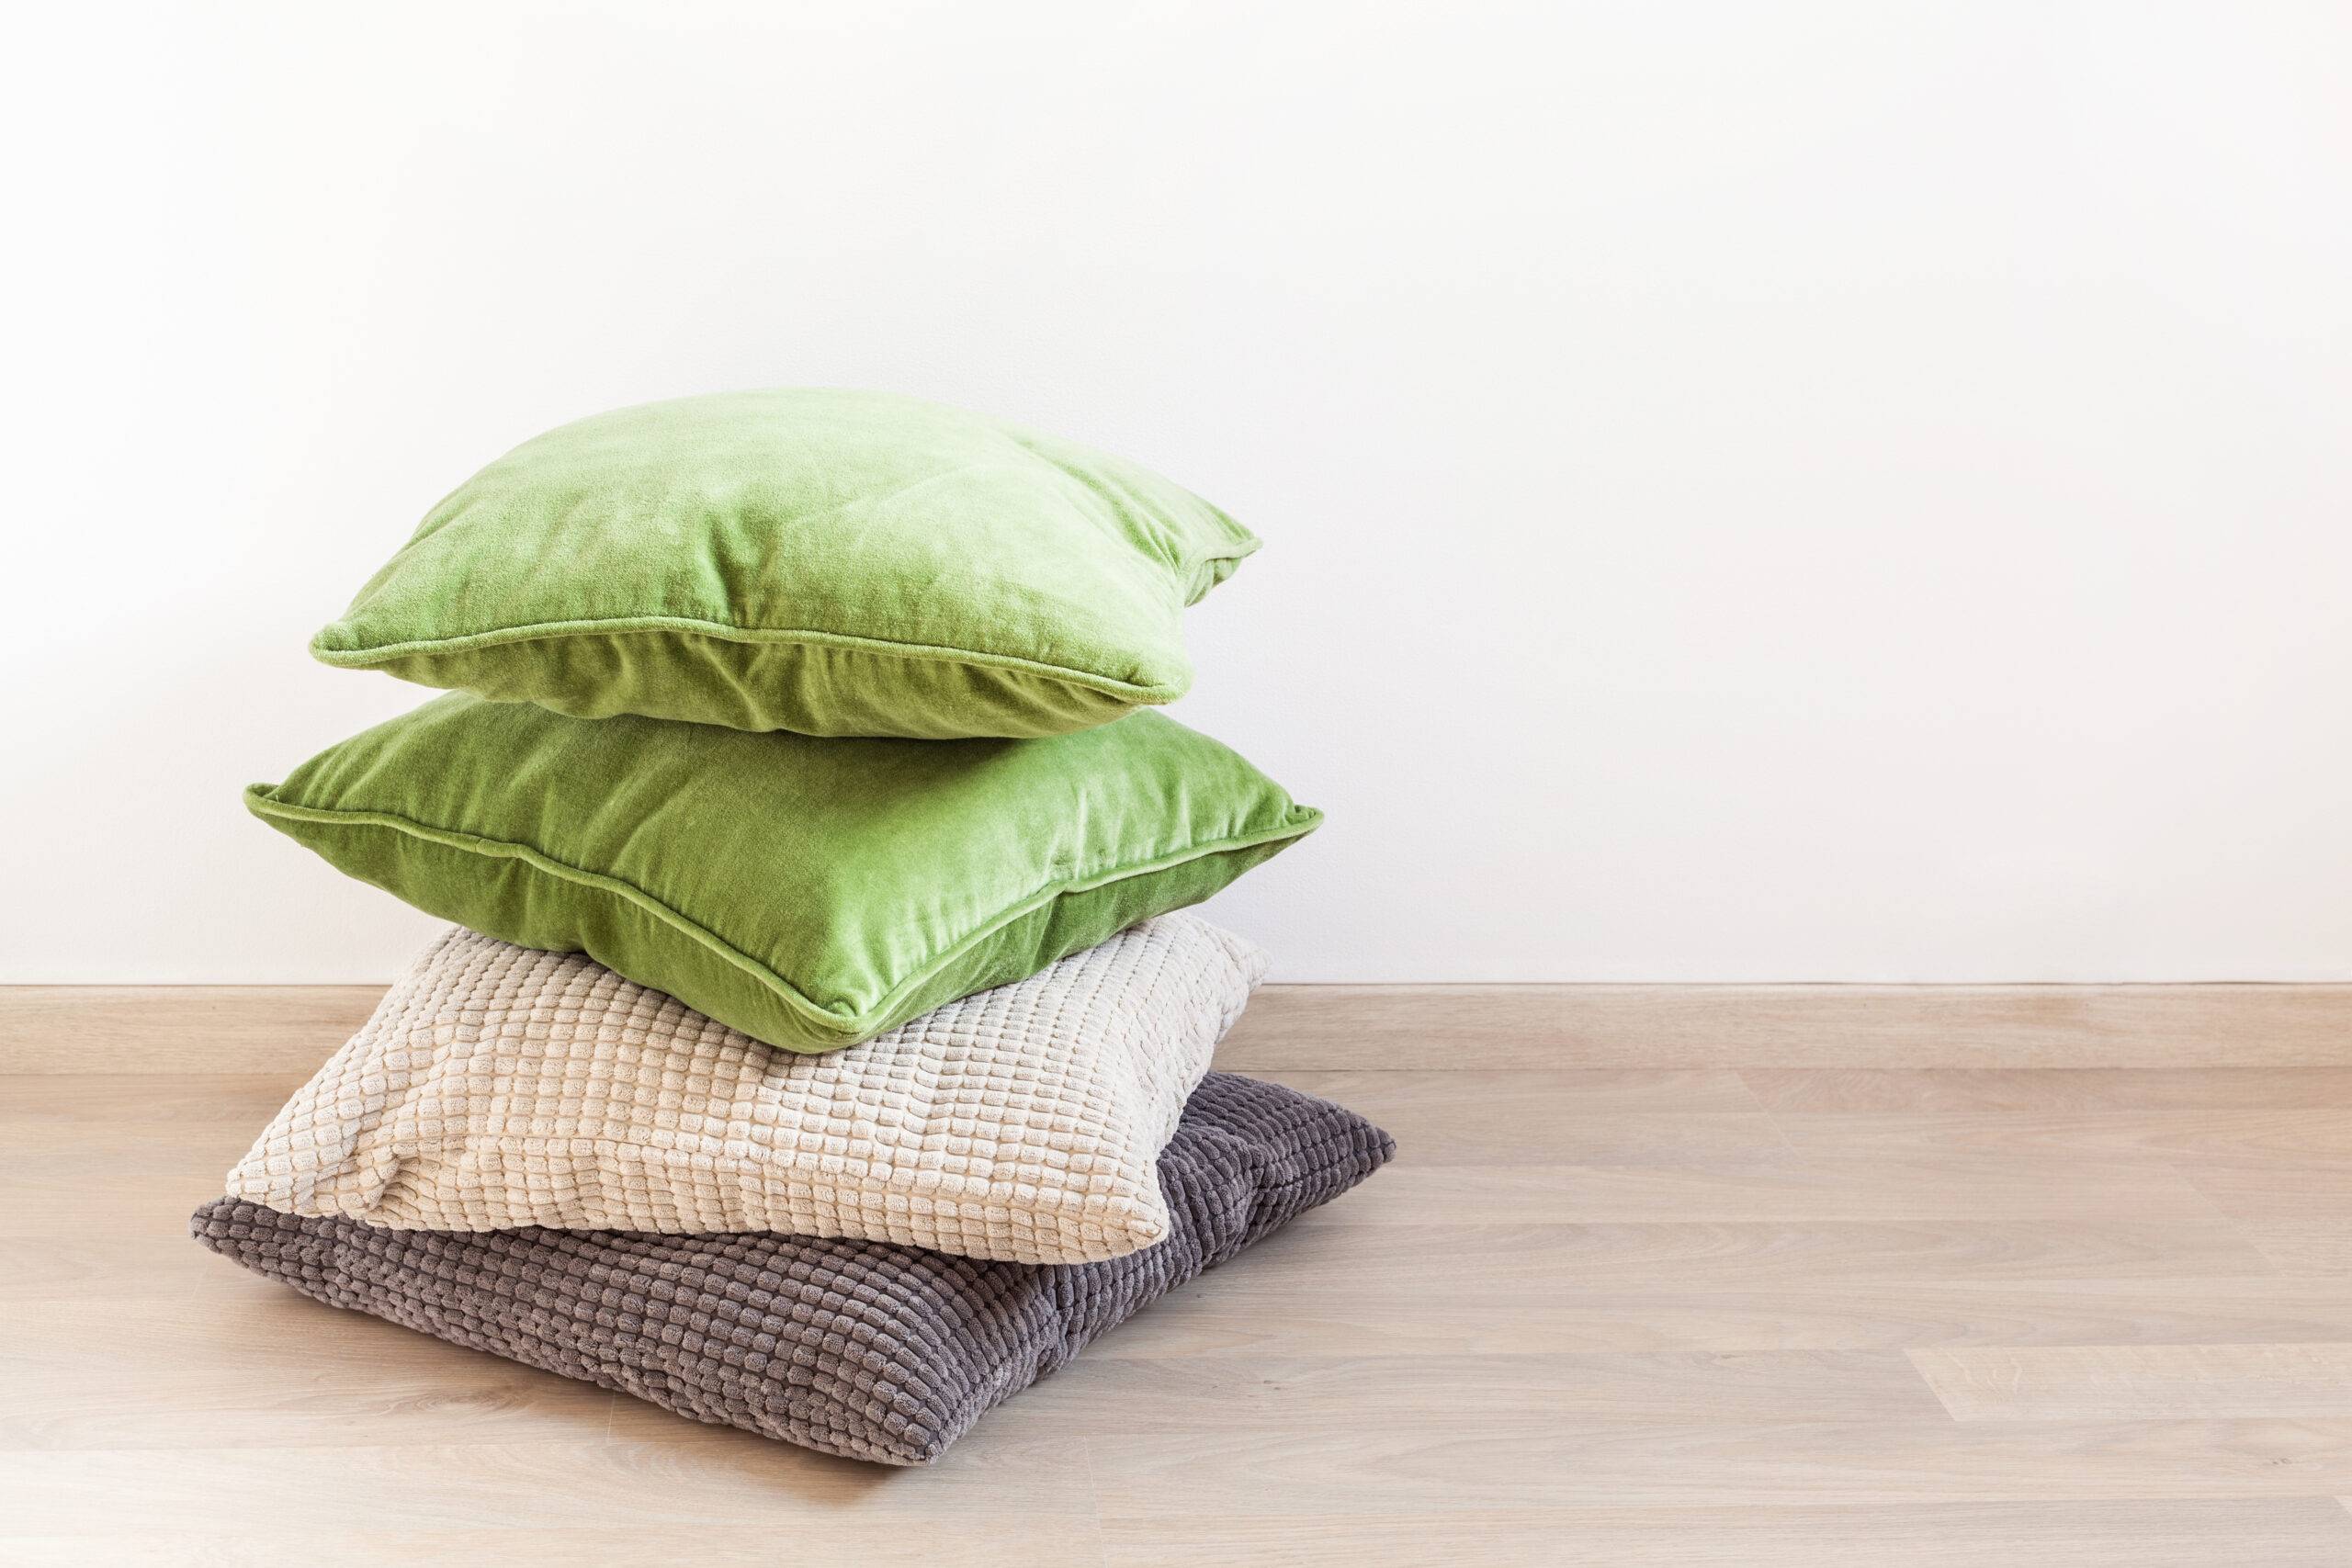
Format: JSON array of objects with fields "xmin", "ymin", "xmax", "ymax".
[
  {"xmin": 245, "ymin": 694, "xmax": 1318, "ymax": 1055},
  {"xmin": 311, "ymin": 389, "xmax": 1260, "ymax": 739}
]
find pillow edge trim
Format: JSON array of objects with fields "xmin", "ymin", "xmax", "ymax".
[
  {"xmin": 309, "ymin": 615, "xmax": 1193, "ymax": 703},
  {"xmin": 243, "ymin": 784, "xmax": 1322, "ymax": 1050}
]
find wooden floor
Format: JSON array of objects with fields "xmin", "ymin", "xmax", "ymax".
[{"xmin": 11, "ymin": 988, "xmax": 2352, "ymax": 1563}]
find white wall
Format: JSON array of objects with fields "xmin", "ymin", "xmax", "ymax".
[{"xmin": 6, "ymin": 1, "xmax": 2348, "ymax": 984}]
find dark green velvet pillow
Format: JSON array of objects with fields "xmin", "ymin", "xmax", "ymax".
[
  {"xmin": 311, "ymin": 389, "xmax": 1260, "ymax": 739},
  {"xmin": 245, "ymin": 695, "xmax": 1318, "ymax": 1055}
]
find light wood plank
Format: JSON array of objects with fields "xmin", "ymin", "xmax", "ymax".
[
  {"xmin": 11, "ymin": 981, "xmax": 2352, "ymax": 1072},
  {"xmin": 0, "ymin": 1363, "xmax": 622, "ymax": 1454},
  {"xmin": 2, "ymin": 1072, "xmax": 313, "ymax": 1122},
  {"xmin": 0, "ymin": 987, "xmax": 379, "ymax": 1073},
  {"xmin": 1216, "ymin": 983, "xmax": 2352, "ymax": 1069},
  {"xmin": 851, "ymin": 1351, "xmax": 1951, "ymax": 1436},
  {"xmin": 2177, "ymin": 1165, "xmax": 2352, "ymax": 1275},
  {"xmin": 1914, "ymin": 1343, "xmax": 2352, "ymax": 1420},
  {"xmin": 0, "ymin": 1436, "xmax": 1097, "ymax": 1533},
  {"xmin": 15, "ymin": 1501, "xmax": 2352, "ymax": 1566},
  {"xmin": 1744, "ymin": 1067, "xmax": 2352, "ymax": 1112},
  {"xmin": 11, "ymin": 1506, "xmax": 2346, "ymax": 1568},
  {"xmin": 1333, "ymin": 1155, "xmax": 2227, "ymax": 1223},
  {"xmin": 2227, "ymin": 1221, "xmax": 2352, "ymax": 1278},
  {"xmin": 1079, "ymin": 1420, "xmax": 2352, "ymax": 1511},
  {"xmin": 1773, "ymin": 1110, "xmax": 2352, "ymax": 1168},
  {"xmin": 996, "ymin": 1274, "xmax": 2352, "ymax": 1359},
  {"xmin": 1265, "ymin": 1066, "xmax": 1767, "ymax": 1111},
  {"xmin": 2182, "ymin": 1163, "xmax": 2352, "ymax": 1219},
  {"xmin": 1186, "ymin": 1216, "xmax": 2277, "ymax": 1293},
  {"xmin": 1246, "ymin": 1069, "xmax": 1786, "ymax": 1165},
  {"xmin": 1096, "ymin": 1502, "xmax": 2352, "ymax": 1568},
  {"xmin": 1, "ymin": 1149, "xmax": 250, "ymax": 1238},
  {"xmin": 1, "ymin": 1296, "xmax": 623, "ymax": 1451},
  {"xmin": 0, "ymin": 1235, "xmax": 282, "ymax": 1303},
  {"xmin": 0, "ymin": 1529, "xmax": 1111, "ymax": 1568}
]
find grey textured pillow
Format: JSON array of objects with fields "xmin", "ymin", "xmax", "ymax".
[{"xmin": 191, "ymin": 1073, "xmax": 1394, "ymax": 1465}]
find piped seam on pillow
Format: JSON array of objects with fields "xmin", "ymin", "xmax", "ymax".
[
  {"xmin": 1182, "ymin": 532, "xmax": 1261, "ymax": 603},
  {"xmin": 310, "ymin": 615, "xmax": 1189, "ymax": 701},
  {"xmin": 243, "ymin": 785, "xmax": 1321, "ymax": 1045}
]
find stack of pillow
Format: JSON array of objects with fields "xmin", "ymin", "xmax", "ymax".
[{"xmin": 197, "ymin": 389, "xmax": 1393, "ymax": 1465}]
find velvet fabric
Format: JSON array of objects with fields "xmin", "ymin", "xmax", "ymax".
[
  {"xmin": 311, "ymin": 389, "xmax": 1260, "ymax": 737},
  {"xmin": 245, "ymin": 694, "xmax": 1319, "ymax": 1054}
]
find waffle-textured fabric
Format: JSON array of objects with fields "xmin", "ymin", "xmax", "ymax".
[
  {"xmin": 245, "ymin": 694, "xmax": 1317, "ymax": 1055},
  {"xmin": 225, "ymin": 916, "xmax": 1265, "ymax": 1264},
  {"xmin": 193, "ymin": 1073, "xmax": 1395, "ymax": 1465}
]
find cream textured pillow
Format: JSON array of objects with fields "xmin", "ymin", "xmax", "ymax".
[{"xmin": 224, "ymin": 915, "xmax": 1265, "ymax": 1264}]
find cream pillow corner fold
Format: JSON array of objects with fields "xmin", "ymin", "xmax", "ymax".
[{"xmin": 224, "ymin": 914, "xmax": 1267, "ymax": 1265}]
